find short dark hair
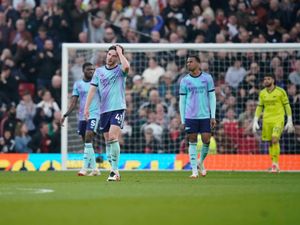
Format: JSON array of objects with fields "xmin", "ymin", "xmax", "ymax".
[
  {"xmin": 187, "ymin": 55, "xmax": 200, "ymax": 63},
  {"xmin": 108, "ymin": 45, "xmax": 124, "ymax": 54},
  {"xmin": 82, "ymin": 62, "xmax": 93, "ymax": 71},
  {"xmin": 264, "ymin": 73, "xmax": 275, "ymax": 80}
]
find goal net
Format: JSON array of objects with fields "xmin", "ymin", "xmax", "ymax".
[{"xmin": 61, "ymin": 43, "xmax": 300, "ymax": 171}]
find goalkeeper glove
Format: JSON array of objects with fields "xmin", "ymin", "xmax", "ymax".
[
  {"xmin": 252, "ymin": 117, "xmax": 260, "ymax": 133},
  {"xmin": 284, "ymin": 116, "xmax": 295, "ymax": 133}
]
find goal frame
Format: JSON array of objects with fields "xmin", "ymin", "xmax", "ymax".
[{"xmin": 61, "ymin": 43, "xmax": 298, "ymax": 170}]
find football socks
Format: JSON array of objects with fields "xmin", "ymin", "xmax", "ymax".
[
  {"xmin": 200, "ymin": 143, "xmax": 210, "ymax": 164},
  {"xmin": 110, "ymin": 140, "xmax": 120, "ymax": 171},
  {"xmin": 189, "ymin": 142, "xmax": 198, "ymax": 175}
]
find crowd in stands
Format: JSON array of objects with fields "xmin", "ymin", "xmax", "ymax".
[{"xmin": 0, "ymin": 0, "xmax": 300, "ymax": 154}]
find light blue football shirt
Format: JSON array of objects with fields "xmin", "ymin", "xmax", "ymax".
[
  {"xmin": 91, "ymin": 64, "xmax": 127, "ymax": 114},
  {"xmin": 179, "ymin": 72, "xmax": 215, "ymax": 119},
  {"xmin": 72, "ymin": 79, "xmax": 100, "ymax": 120}
]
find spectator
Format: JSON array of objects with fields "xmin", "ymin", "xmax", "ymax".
[
  {"xmin": 251, "ymin": 0, "xmax": 267, "ymax": 24},
  {"xmin": 131, "ymin": 74, "xmax": 147, "ymax": 110},
  {"xmin": 137, "ymin": 3, "xmax": 164, "ymax": 36},
  {"xmin": 289, "ymin": 59, "xmax": 300, "ymax": 85},
  {"xmin": 16, "ymin": 91, "xmax": 36, "ymax": 135},
  {"xmin": 88, "ymin": 10, "xmax": 106, "ymax": 43},
  {"xmin": 225, "ymin": 56, "xmax": 247, "ymax": 89},
  {"xmin": 34, "ymin": 26, "xmax": 49, "ymax": 52},
  {"xmin": 140, "ymin": 127, "xmax": 163, "ymax": 153},
  {"xmin": 48, "ymin": 111, "xmax": 61, "ymax": 153},
  {"xmin": 141, "ymin": 111, "xmax": 163, "ymax": 142},
  {"xmin": 237, "ymin": 62, "xmax": 260, "ymax": 107},
  {"xmin": 49, "ymin": 73, "xmax": 61, "ymax": 107},
  {"xmin": 0, "ymin": 65, "xmax": 19, "ymax": 105},
  {"xmin": 35, "ymin": 39, "xmax": 60, "ymax": 89},
  {"xmin": 226, "ymin": 14, "xmax": 238, "ymax": 41},
  {"xmin": 27, "ymin": 121, "xmax": 52, "ymax": 153},
  {"xmin": 142, "ymin": 57, "xmax": 165, "ymax": 85},
  {"xmin": 274, "ymin": 66, "xmax": 287, "ymax": 89},
  {"xmin": 155, "ymin": 103, "xmax": 169, "ymax": 130},
  {"xmin": 139, "ymin": 89, "xmax": 167, "ymax": 113},
  {"xmin": 47, "ymin": 4, "xmax": 71, "ymax": 43},
  {"xmin": 0, "ymin": 129, "xmax": 15, "ymax": 153},
  {"xmin": 0, "ymin": 12, "xmax": 10, "ymax": 50},
  {"xmin": 103, "ymin": 26, "xmax": 118, "ymax": 43},
  {"xmin": 158, "ymin": 70, "xmax": 177, "ymax": 99},
  {"xmin": 163, "ymin": 117, "xmax": 183, "ymax": 153},
  {"xmin": 162, "ymin": 0, "xmax": 187, "ymax": 26},
  {"xmin": 36, "ymin": 89, "xmax": 60, "ymax": 122},
  {"xmin": 69, "ymin": 0, "xmax": 89, "ymax": 42},
  {"xmin": 121, "ymin": 0, "xmax": 143, "ymax": 30},
  {"xmin": 28, "ymin": 6, "xmax": 45, "ymax": 37},
  {"xmin": 115, "ymin": 17, "xmax": 131, "ymax": 43},
  {"xmin": 149, "ymin": 30, "xmax": 161, "ymax": 43},
  {"xmin": 247, "ymin": 10, "xmax": 263, "ymax": 37},
  {"xmin": 0, "ymin": 102, "xmax": 18, "ymax": 137},
  {"xmin": 287, "ymin": 83, "xmax": 300, "ymax": 126},
  {"xmin": 236, "ymin": 118, "xmax": 259, "ymax": 154},
  {"xmin": 265, "ymin": 19, "xmax": 281, "ymax": 43},
  {"xmin": 221, "ymin": 107, "xmax": 239, "ymax": 153},
  {"xmin": 238, "ymin": 99, "xmax": 256, "ymax": 124},
  {"xmin": 14, "ymin": 122, "xmax": 32, "ymax": 153},
  {"xmin": 267, "ymin": 0, "xmax": 284, "ymax": 28},
  {"xmin": 9, "ymin": 19, "xmax": 32, "ymax": 50},
  {"xmin": 78, "ymin": 31, "xmax": 88, "ymax": 43}
]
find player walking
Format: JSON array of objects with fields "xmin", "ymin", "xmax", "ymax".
[
  {"xmin": 179, "ymin": 55, "xmax": 216, "ymax": 178},
  {"xmin": 84, "ymin": 45, "xmax": 130, "ymax": 181},
  {"xmin": 252, "ymin": 73, "xmax": 294, "ymax": 172},
  {"xmin": 61, "ymin": 62, "xmax": 100, "ymax": 176}
]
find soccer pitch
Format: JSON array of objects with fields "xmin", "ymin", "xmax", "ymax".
[{"xmin": 0, "ymin": 171, "xmax": 299, "ymax": 225}]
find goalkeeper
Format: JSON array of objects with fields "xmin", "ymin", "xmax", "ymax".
[{"xmin": 252, "ymin": 73, "xmax": 294, "ymax": 172}]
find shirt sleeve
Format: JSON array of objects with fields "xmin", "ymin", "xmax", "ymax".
[
  {"xmin": 281, "ymin": 89, "xmax": 292, "ymax": 116},
  {"xmin": 255, "ymin": 91, "xmax": 264, "ymax": 118},
  {"xmin": 72, "ymin": 82, "xmax": 79, "ymax": 96},
  {"xmin": 179, "ymin": 78, "xmax": 187, "ymax": 124},
  {"xmin": 91, "ymin": 69, "xmax": 99, "ymax": 86},
  {"xmin": 179, "ymin": 78, "xmax": 187, "ymax": 95},
  {"xmin": 207, "ymin": 75, "xmax": 215, "ymax": 92}
]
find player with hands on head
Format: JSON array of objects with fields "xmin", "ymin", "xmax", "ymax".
[{"xmin": 84, "ymin": 44, "xmax": 130, "ymax": 181}]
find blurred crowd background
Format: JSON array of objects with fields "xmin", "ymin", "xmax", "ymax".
[{"xmin": 0, "ymin": 0, "xmax": 300, "ymax": 154}]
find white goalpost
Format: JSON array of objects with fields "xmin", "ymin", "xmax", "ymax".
[{"xmin": 61, "ymin": 43, "xmax": 300, "ymax": 171}]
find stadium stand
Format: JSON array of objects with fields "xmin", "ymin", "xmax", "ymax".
[{"xmin": 0, "ymin": 0, "xmax": 300, "ymax": 154}]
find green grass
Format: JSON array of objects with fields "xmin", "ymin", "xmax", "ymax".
[{"xmin": 0, "ymin": 171, "xmax": 300, "ymax": 225}]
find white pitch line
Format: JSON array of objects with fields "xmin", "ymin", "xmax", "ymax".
[
  {"xmin": 16, "ymin": 188, "xmax": 55, "ymax": 194},
  {"xmin": 0, "ymin": 187, "xmax": 55, "ymax": 195}
]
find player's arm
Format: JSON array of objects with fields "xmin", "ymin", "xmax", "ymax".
[
  {"xmin": 252, "ymin": 91, "xmax": 264, "ymax": 133},
  {"xmin": 60, "ymin": 96, "xmax": 78, "ymax": 126},
  {"xmin": 179, "ymin": 79, "xmax": 187, "ymax": 127},
  {"xmin": 84, "ymin": 85, "xmax": 97, "ymax": 120},
  {"xmin": 208, "ymin": 75, "xmax": 216, "ymax": 129},
  {"xmin": 116, "ymin": 44, "xmax": 130, "ymax": 74},
  {"xmin": 208, "ymin": 90, "xmax": 216, "ymax": 129},
  {"xmin": 281, "ymin": 90, "xmax": 294, "ymax": 133}
]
